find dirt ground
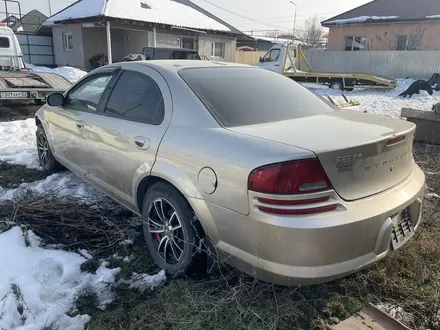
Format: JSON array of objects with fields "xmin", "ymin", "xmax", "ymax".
[{"xmin": 0, "ymin": 102, "xmax": 40, "ymax": 121}]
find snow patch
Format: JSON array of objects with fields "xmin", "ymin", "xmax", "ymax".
[
  {"xmin": 0, "ymin": 118, "xmax": 39, "ymax": 169},
  {"xmin": 118, "ymin": 270, "xmax": 166, "ymax": 292},
  {"xmin": 26, "ymin": 64, "xmax": 87, "ymax": 83},
  {"xmin": 0, "ymin": 172, "xmax": 103, "ymax": 201},
  {"xmin": 310, "ymin": 78, "xmax": 440, "ymax": 118},
  {"xmin": 0, "ymin": 227, "xmax": 120, "ymax": 330},
  {"xmin": 326, "ymin": 16, "xmax": 399, "ymax": 24}
]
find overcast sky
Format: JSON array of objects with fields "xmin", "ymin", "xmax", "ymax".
[{"xmin": 3, "ymin": 0, "xmax": 371, "ymax": 35}]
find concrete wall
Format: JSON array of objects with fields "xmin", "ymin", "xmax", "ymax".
[
  {"xmin": 198, "ymin": 35, "xmax": 236, "ymax": 62},
  {"xmin": 52, "ymin": 24, "xmax": 84, "ymax": 68},
  {"xmin": 328, "ymin": 21, "xmax": 440, "ymax": 51},
  {"xmin": 121, "ymin": 29, "xmax": 148, "ymax": 55}
]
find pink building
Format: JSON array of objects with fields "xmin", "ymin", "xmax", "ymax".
[{"xmin": 322, "ymin": 0, "xmax": 440, "ymax": 51}]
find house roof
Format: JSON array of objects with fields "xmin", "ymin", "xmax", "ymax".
[
  {"xmin": 9, "ymin": 10, "xmax": 48, "ymax": 34},
  {"xmin": 45, "ymin": 0, "xmax": 242, "ymax": 34},
  {"xmin": 322, "ymin": 0, "xmax": 440, "ymax": 26}
]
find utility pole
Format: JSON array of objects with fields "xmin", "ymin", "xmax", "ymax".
[
  {"xmin": 289, "ymin": 1, "xmax": 297, "ymax": 41},
  {"xmin": 48, "ymin": 0, "xmax": 52, "ymax": 16}
]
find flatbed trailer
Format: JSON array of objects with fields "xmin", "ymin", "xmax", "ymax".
[
  {"xmin": 256, "ymin": 43, "xmax": 396, "ymax": 90},
  {"xmin": 0, "ymin": 24, "xmax": 72, "ymax": 105}
]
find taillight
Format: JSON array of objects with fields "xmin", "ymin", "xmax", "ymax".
[
  {"xmin": 249, "ymin": 159, "xmax": 337, "ymax": 216},
  {"xmin": 248, "ymin": 159, "xmax": 333, "ymax": 194}
]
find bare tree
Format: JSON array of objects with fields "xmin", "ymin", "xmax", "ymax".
[
  {"xmin": 374, "ymin": 24, "xmax": 433, "ymax": 50},
  {"xmin": 296, "ymin": 15, "xmax": 324, "ymax": 48}
]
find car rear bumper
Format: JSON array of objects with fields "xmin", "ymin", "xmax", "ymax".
[{"xmin": 189, "ymin": 165, "xmax": 425, "ymax": 285}]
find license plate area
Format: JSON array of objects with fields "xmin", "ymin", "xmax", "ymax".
[
  {"xmin": 0, "ymin": 91, "xmax": 29, "ymax": 99},
  {"xmin": 391, "ymin": 207, "xmax": 414, "ymax": 250}
]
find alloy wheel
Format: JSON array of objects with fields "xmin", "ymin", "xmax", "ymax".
[
  {"xmin": 147, "ymin": 197, "xmax": 185, "ymax": 264},
  {"xmin": 37, "ymin": 131, "xmax": 50, "ymax": 167}
]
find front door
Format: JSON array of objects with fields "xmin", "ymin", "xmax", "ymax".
[
  {"xmin": 256, "ymin": 48, "xmax": 281, "ymax": 72},
  {"xmin": 80, "ymin": 64, "xmax": 172, "ymax": 210},
  {"xmin": 45, "ymin": 70, "xmax": 116, "ymax": 175}
]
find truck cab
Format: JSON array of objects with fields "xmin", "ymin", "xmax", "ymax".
[
  {"xmin": 0, "ymin": 24, "xmax": 26, "ymax": 70},
  {"xmin": 256, "ymin": 43, "xmax": 294, "ymax": 73}
]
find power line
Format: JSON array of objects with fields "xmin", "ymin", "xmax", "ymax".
[{"xmin": 199, "ymin": 0, "xmax": 291, "ymax": 30}]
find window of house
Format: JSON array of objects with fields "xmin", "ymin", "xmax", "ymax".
[
  {"xmin": 261, "ymin": 49, "xmax": 281, "ymax": 62},
  {"xmin": 397, "ymin": 35, "xmax": 422, "ymax": 51},
  {"xmin": 211, "ymin": 42, "xmax": 225, "ymax": 57},
  {"xmin": 104, "ymin": 71, "xmax": 165, "ymax": 124},
  {"xmin": 344, "ymin": 36, "xmax": 367, "ymax": 51},
  {"xmin": 62, "ymin": 32, "xmax": 74, "ymax": 51},
  {"xmin": 67, "ymin": 73, "xmax": 113, "ymax": 112},
  {"xmin": 177, "ymin": 37, "xmax": 182, "ymax": 48},
  {"xmin": 0, "ymin": 37, "xmax": 10, "ymax": 48}
]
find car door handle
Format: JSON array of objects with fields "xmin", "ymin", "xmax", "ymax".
[
  {"xmin": 76, "ymin": 121, "xmax": 84, "ymax": 131},
  {"xmin": 134, "ymin": 136, "xmax": 150, "ymax": 150},
  {"xmin": 274, "ymin": 64, "xmax": 280, "ymax": 67}
]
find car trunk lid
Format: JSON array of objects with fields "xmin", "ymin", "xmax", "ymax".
[{"xmin": 229, "ymin": 110, "xmax": 415, "ymax": 201}]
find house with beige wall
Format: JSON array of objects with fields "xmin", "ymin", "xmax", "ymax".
[
  {"xmin": 44, "ymin": 0, "xmax": 242, "ymax": 70},
  {"xmin": 322, "ymin": 0, "xmax": 440, "ymax": 51}
]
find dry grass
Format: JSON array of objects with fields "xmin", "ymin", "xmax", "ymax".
[{"xmin": 0, "ymin": 148, "xmax": 439, "ymax": 330}]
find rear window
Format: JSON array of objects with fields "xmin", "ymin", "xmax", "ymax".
[
  {"xmin": 0, "ymin": 37, "xmax": 10, "ymax": 48},
  {"xmin": 172, "ymin": 51, "xmax": 200, "ymax": 60},
  {"xmin": 179, "ymin": 67, "xmax": 335, "ymax": 127},
  {"xmin": 155, "ymin": 50, "xmax": 171, "ymax": 60}
]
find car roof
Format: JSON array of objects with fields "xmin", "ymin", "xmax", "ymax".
[
  {"xmin": 145, "ymin": 47, "xmax": 198, "ymax": 52},
  {"xmin": 131, "ymin": 60, "xmax": 252, "ymax": 74}
]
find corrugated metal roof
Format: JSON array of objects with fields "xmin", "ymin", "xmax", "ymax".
[{"xmin": 322, "ymin": 0, "xmax": 440, "ymax": 26}]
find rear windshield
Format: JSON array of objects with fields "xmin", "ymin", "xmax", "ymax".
[
  {"xmin": 179, "ymin": 67, "xmax": 335, "ymax": 127},
  {"xmin": 172, "ymin": 51, "xmax": 200, "ymax": 60}
]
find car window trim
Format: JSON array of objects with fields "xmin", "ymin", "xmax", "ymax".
[
  {"xmin": 100, "ymin": 68, "xmax": 166, "ymax": 126},
  {"xmin": 64, "ymin": 69, "xmax": 120, "ymax": 114}
]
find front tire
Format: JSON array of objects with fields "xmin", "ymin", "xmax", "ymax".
[
  {"xmin": 36, "ymin": 126, "xmax": 62, "ymax": 172},
  {"xmin": 142, "ymin": 182, "xmax": 204, "ymax": 277}
]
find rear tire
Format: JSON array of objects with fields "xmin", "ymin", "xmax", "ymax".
[
  {"xmin": 36, "ymin": 126, "xmax": 62, "ymax": 172},
  {"xmin": 330, "ymin": 80, "xmax": 343, "ymax": 90},
  {"xmin": 142, "ymin": 182, "xmax": 205, "ymax": 277}
]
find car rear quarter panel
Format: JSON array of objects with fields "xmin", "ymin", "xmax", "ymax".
[
  {"xmin": 150, "ymin": 68, "xmax": 315, "ymax": 217},
  {"xmin": 153, "ymin": 125, "xmax": 315, "ymax": 216}
]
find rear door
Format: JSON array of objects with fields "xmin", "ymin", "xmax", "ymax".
[
  {"xmin": 45, "ymin": 69, "xmax": 117, "ymax": 175},
  {"xmin": 79, "ymin": 64, "xmax": 172, "ymax": 209}
]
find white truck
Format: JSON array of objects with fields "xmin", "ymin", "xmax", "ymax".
[
  {"xmin": 256, "ymin": 43, "xmax": 396, "ymax": 91},
  {"xmin": 0, "ymin": 24, "xmax": 71, "ymax": 104}
]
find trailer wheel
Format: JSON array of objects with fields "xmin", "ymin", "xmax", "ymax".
[{"xmin": 330, "ymin": 80, "xmax": 343, "ymax": 90}]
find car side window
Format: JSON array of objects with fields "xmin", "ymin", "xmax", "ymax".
[
  {"xmin": 104, "ymin": 70, "xmax": 165, "ymax": 125},
  {"xmin": 155, "ymin": 50, "xmax": 171, "ymax": 60},
  {"xmin": 262, "ymin": 49, "xmax": 280, "ymax": 62},
  {"xmin": 67, "ymin": 73, "xmax": 113, "ymax": 112}
]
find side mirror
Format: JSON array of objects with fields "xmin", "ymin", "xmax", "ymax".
[
  {"xmin": 47, "ymin": 93, "xmax": 64, "ymax": 107},
  {"xmin": 259, "ymin": 57, "xmax": 263, "ymax": 62}
]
